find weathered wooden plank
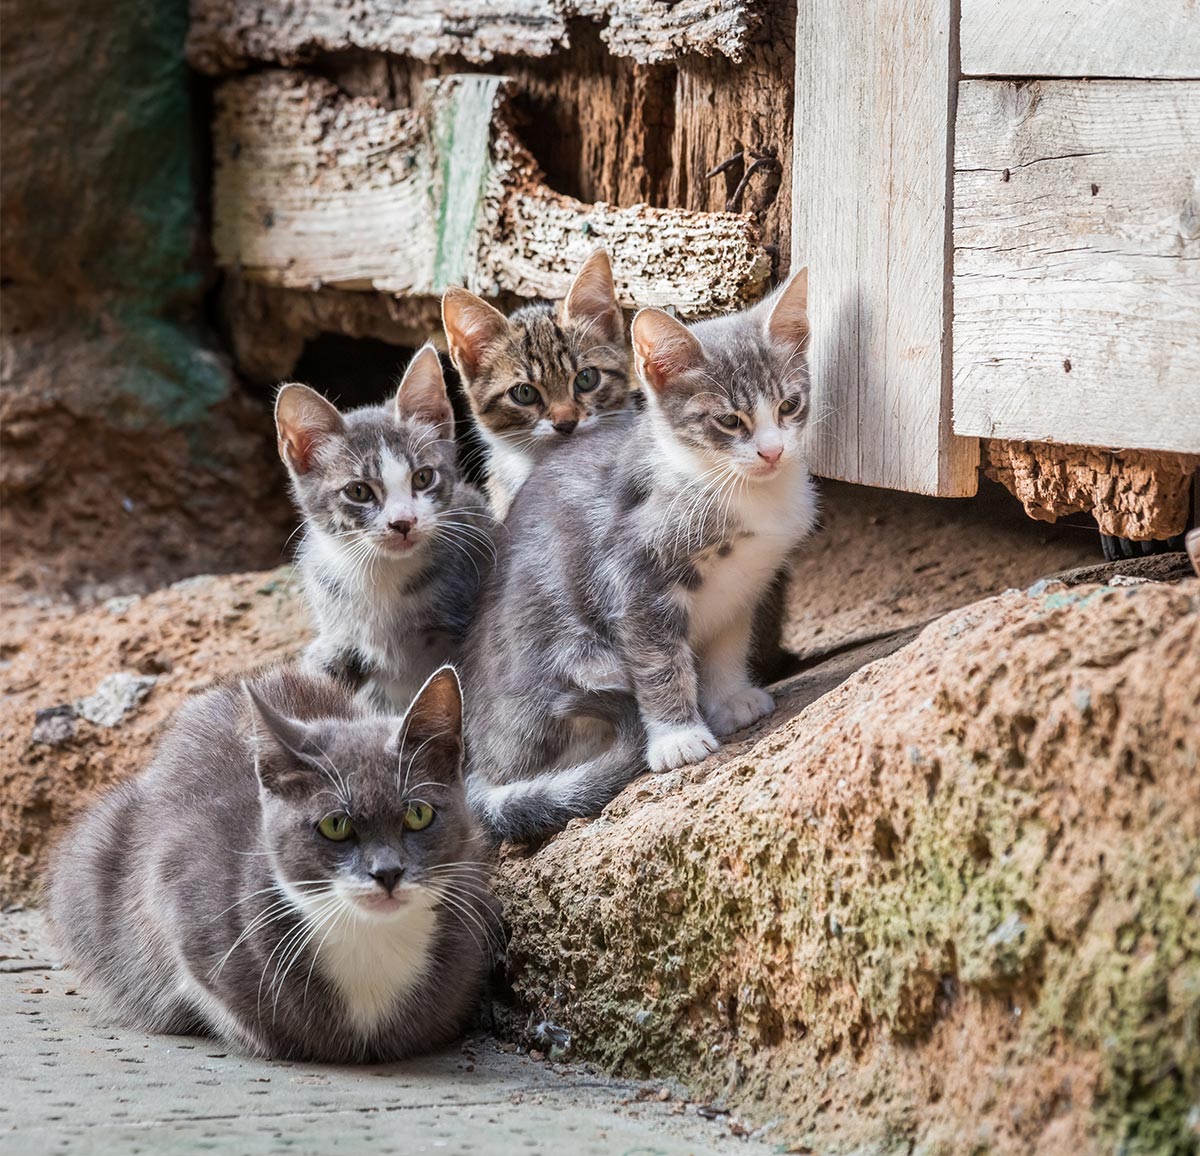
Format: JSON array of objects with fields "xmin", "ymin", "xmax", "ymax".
[
  {"xmin": 961, "ymin": 0, "xmax": 1200, "ymax": 79},
  {"xmin": 791, "ymin": 0, "xmax": 978, "ymax": 497},
  {"xmin": 212, "ymin": 72, "xmax": 771, "ymax": 317},
  {"xmin": 953, "ymin": 80, "xmax": 1200, "ymax": 454},
  {"xmin": 188, "ymin": 0, "xmax": 760, "ymax": 72}
]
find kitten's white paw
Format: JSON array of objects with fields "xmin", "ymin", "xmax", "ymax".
[
  {"xmin": 646, "ymin": 723, "xmax": 720, "ymax": 772},
  {"xmin": 706, "ymin": 687, "xmax": 774, "ymax": 736}
]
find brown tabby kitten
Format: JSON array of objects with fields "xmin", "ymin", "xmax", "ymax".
[{"xmin": 442, "ymin": 249, "xmax": 634, "ymax": 517}]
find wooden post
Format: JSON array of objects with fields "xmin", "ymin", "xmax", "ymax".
[{"xmin": 792, "ymin": 0, "xmax": 978, "ymax": 496}]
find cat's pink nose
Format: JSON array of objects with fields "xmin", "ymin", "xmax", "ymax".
[
  {"xmin": 757, "ymin": 445, "xmax": 783, "ymax": 464},
  {"xmin": 389, "ymin": 519, "xmax": 413, "ymax": 537}
]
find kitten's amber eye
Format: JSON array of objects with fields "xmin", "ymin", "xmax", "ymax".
[
  {"xmin": 715, "ymin": 413, "xmax": 742, "ymax": 430},
  {"xmin": 574, "ymin": 367, "xmax": 600, "ymax": 393},
  {"xmin": 403, "ymin": 802, "xmax": 435, "ymax": 831},
  {"xmin": 317, "ymin": 814, "xmax": 354, "ymax": 841},
  {"xmin": 343, "ymin": 482, "xmax": 375, "ymax": 504},
  {"xmin": 412, "ymin": 468, "xmax": 435, "ymax": 491},
  {"xmin": 779, "ymin": 397, "xmax": 801, "ymax": 416},
  {"xmin": 509, "ymin": 384, "xmax": 539, "ymax": 406}
]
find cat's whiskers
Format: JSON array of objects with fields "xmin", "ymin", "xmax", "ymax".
[
  {"xmin": 430, "ymin": 882, "xmax": 504, "ymax": 961},
  {"xmin": 257, "ymin": 890, "xmax": 344, "ymax": 1019},
  {"xmin": 270, "ymin": 892, "xmax": 351, "ymax": 1021}
]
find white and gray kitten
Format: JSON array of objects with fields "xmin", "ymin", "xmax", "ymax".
[
  {"xmin": 48, "ymin": 666, "xmax": 496, "ymax": 1063},
  {"xmin": 276, "ymin": 346, "xmax": 496, "ymax": 711},
  {"xmin": 464, "ymin": 271, "xmax": 817, "ymax": 844}
]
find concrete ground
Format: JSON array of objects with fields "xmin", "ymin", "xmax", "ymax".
[{"xmin": 1, "ymin": 912, "xmax": 775, "ymax": 1156}]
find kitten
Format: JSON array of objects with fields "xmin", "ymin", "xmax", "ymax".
[
  {"xmin": 442, "ymin": 249, "xmax": 634, "ymax": 517},
  {"xmin": 275, "ymin": 346, "xmax": 496, "ymax": 711},
  {"xmin": 463, "ymin": 270, "xmax": 816, "ymax": 844},
  {"xmin": 47, "ymin": 665, "xmax": 496, "ymax": 1063}
]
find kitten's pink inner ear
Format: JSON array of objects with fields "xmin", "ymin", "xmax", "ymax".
[
  {"xmin": 398, "ymin": 667, "xmax": 464, "ymax": 771},
  {"xmin": 562, "ymin": 249, "xmax": 623, "ymax": 344},
  {"xmin": 441, "ymin": 289, "xmax": 509, "ymax": 380},
  {"xmin": 274, "ymin": 384, "xmax": 343, "ymax": 474},
  {"xmin": 395, "ymin": 345, "xmax": 453, "ymax": 433},
  {"xmin": 766, "ymin": 266, "xmax": 810, "ymax": 353},
  {"xmin": 632, "ymin": 308, "xmax": 705, "ymax": 392}
]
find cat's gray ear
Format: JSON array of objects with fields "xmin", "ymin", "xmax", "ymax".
[
  {"xmin": 243, "ymin": 682, "xmax": 317, "ymax": 796},
  {"xmin": 631, "ymin": 307, "xmax": 706, "ymax": 393},
  {"xmin": 275, "ymin": 384, "xmax": 344, "ymax": 475},
  {"xmin": 561, "ymin": 249, "xmax": 624, "ymax": 346},
  {"xmin": 442, "ymin": 288, "xmax": 509, "ymax": 382},
  {"xmin": 764, "ymin": 266, "xmax": 809, "ymax": 354},
  {"xmin": 395, "ymin": 344, "xmax": 454, "ymax": 439},
  {"xmin": 393, "ymin": 666, "xmax": 464, "ymax": 784}
]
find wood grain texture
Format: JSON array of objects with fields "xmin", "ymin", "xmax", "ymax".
[
  {"xmin": 791, "ymin": 0, "xmax": 978, "ymax": 496},
  {"xmin": 984, "ymin": 440, "xmax": 1199, "ymax": 539},
  {"xmin": 212, "ymin": 72, "xmax": 771, "ymax": 316},
  {"xmin": 187, "ymin": 0, "xmax": 761, "ymax": 72},
  {"xmin": 953, "ymin": 80, "xmax": 1200, "ymax": 454},
  {"xmin": 961, "ymin": 0, "xmax": 1200, "ymax": 79}
]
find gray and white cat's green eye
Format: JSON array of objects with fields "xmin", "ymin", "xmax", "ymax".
[
  {"xmin": 508, "ymin": 383, "xmax": 539, "ymax": 406},
  {"xmin": 317, "ymin": 813, "xmax": 354, "ymax": 841},
  {"xmin": 343, "ymin": 482, "xmax": 376, "ymax": 504},
  {"xmin": 403, "ymin": 802, "xmax": 435, "ymax": 831},
  {"xmin": 412, "ymin": 468, "xmax": 436, "ymax": 491},
  {"xmin": 779, "ymin": 397, "xmax": 801, "ymax": 416},
  {"xmin": 574, "ymin": 366, "xmax": 600, "ymax": 392},
  {"xmin": 715, "ymin": 413, "xmax": 742, "ymax": 430}
]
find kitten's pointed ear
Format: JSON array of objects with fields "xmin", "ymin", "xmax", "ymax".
[
  {"xmin": 442, "ymin": 289, "xmax": 509, "ymax": 381},
  {"xmin": 562, "ymin": 249, "xmax": 624, "ymax": 346},
  {"xmin": 631, "ymin": 308, "xmax": 706, "ymax": 393},
  {"xmin": 764, "ymin": 266, "xmax": 810, "ymax": 354},
  {"xmin": 275, "ymin": 384, "xmax": 344, "ymax": 475},
  {"xmin": 393, "ymin": 666, "xmax": 464, "ymax": 784},
  {"xmin": 395, "ymin": 344, "xmax": 454, "ymax": 439},
  {"xmin": 243, "ymin": 682, "xmax": 317, "ymax": 797}
]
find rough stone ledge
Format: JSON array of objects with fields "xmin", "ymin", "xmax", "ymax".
[{"xmin": 495, "ymin": 579, "xmax": 1200, "ymax": 1156}]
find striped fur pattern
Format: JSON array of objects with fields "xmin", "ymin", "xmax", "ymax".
[
  {"xmin": 443, "ymin": 250, "xmax": 634, "ymax": 517},
  {"xmin": 275, "ymin": 346, "xmax": 497, "ymax": 711},
  {"xmin": 464, "ymin": 271, "xmax": 818, "ymax": 844},
  {"xmin": 47, "ymin": 666, "xmax": 498, "ymax": 1063}
]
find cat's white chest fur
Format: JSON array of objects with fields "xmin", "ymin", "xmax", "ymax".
[
  {"xmin": 685, "ymin": 463, "xmax": 817, "ymax": 647},
  {"xmin": 314, "ymin": 896, "xmax": 439, "ymax": 1035}
]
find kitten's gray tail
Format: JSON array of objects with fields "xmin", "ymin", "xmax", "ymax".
[{"xmin": 468, "ymin": 691, "xmax": 645, "ymax": 845}]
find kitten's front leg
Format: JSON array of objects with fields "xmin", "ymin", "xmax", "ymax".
[
  {"xmin": 301, "ymin": 637, "xmax": 370, "ymax": 694},
  {"xmin": 618, "ymin": 593, "xmax": 718, "ymax": 772},
  {"xmin": 700, "ymin": 611, "xmax": 774, "ymax": 737}
]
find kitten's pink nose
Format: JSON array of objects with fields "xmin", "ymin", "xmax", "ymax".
[
  {"xmin": 389, "ymin": 518, "xmax": 413, "ymax": 537},
  {"xmin": 757, "ymin": 445, "xmax": 783, "ymax": 464},
  {"xmin": 553, "ymin": 419, "xmax": 578, "ymax": 436}
]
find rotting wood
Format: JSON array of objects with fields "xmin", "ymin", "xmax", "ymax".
[
  {"xmin": 961, "ymin": 0, "xmax": 1200, "ymax": 79},
  {"xmin": 792, "ymin": 0, "xmax": 978, "ymax": 497},
  {"xmin": 954, "ymin": 80, "xmax": 1200, "ymax": 455},
  {"xmin": 187, "ymin": 0, "xmax": 762, "ymax": 73},
  {"xmin": 213, "ymin": 71, "xmax": 771, "ymax": 317},
  {"xmin": 983, "ymin": 440, "xmax": 1199, "ymax": 540},
  {"xmin": 222, "ymin": 279, "xmax": 445, "ymax": 384}
]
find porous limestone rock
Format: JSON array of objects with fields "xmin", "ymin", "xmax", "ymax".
[{"xmin": 496, "ymin": 579, "xmax": 1200, "ymax": 1156}]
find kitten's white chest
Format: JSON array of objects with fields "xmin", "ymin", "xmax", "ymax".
[
  {"xmin": 316, "ymin": 897, "xmax": 439, "ymax": 1035},
  {"xmin": 685, "ymin": 466, "xmax": 817, "ymax": 645}
]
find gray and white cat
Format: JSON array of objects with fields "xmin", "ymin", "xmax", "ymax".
[
  {"xmin": 276, "ymin": 346, "xmax": 496, "ymax": 711},
  {"xmin": 441, "ymin": 250, "xmax": 634, "ymax": 518},
  {"xmin": 47, "ymin": 665, "xmax": 496, "ymax": 1063},
  {"xmin": 464, "ymin": 270, "xmax": 817, "ymax": 843}
]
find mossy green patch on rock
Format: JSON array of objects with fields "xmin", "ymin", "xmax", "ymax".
[{"xmin": 497, "ymin": 581, "xmax": 1200, "ymax": 1155}]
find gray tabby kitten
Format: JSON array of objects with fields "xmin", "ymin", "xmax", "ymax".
[
  {"xmin": 275, "ymin": 346, "xmax": 495, "ymax": 711},
  {"xmin": 464, "ymin": 270, "xmax": 816, "ymax": 843},
  {"xmin": 48, "ymin": 666, "xmax": 495, "ymax": 1063},
  {"xmin": 442, "ymin": 249, "xmax": 634, "ymax": 518}
]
